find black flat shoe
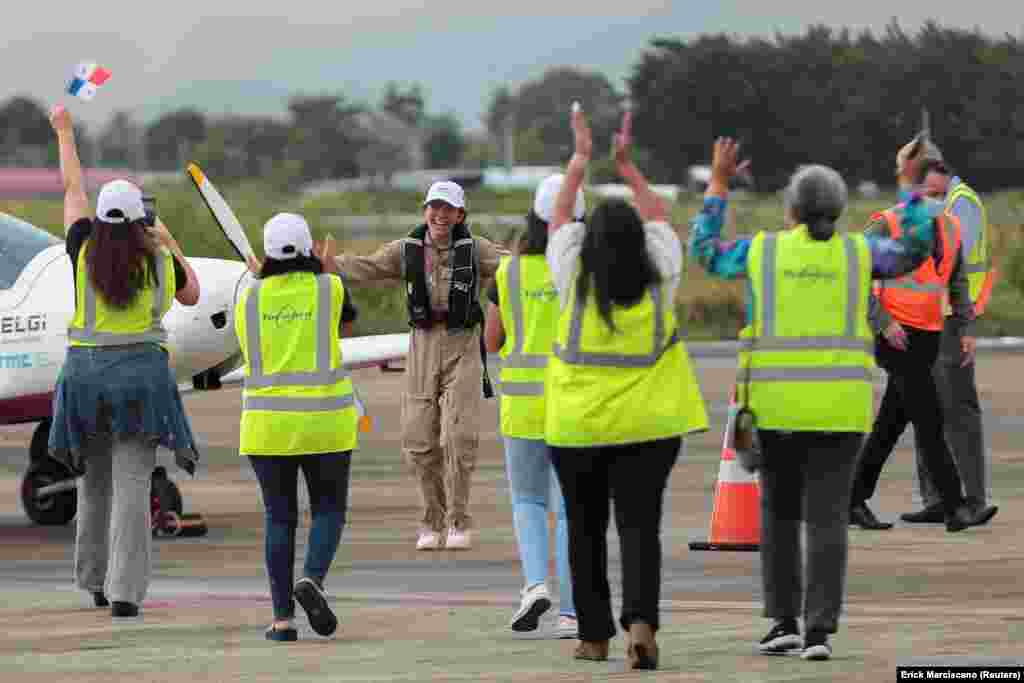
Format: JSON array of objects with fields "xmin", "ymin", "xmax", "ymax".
[
  {"xmin": 92, "ymin": 592, "xmax": 109, "ymax": 608},
  {"xmin": 111, "ymin": 601, "xmax": 139, "ymax": 618},
  {"xmin": 850, "ymin": 502, "xmax": 893, "ymax": 530}
]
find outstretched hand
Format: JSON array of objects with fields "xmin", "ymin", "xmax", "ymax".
[
  {"xmin": 709, "ymin": 137, "xmax": 751, "ymax": 196},
  {"xmin": 570, "ymin": 102, "xmax": 593, "ymax": 161},
  {"xmin": 49, "ymin": 104, "xmax": 73, "ymax": 135},
  {"xmin": 315, "ymin": 235, "xmax": 338, "ymax": 275}
]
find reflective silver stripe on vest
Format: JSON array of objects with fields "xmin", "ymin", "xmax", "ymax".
[
  {"xmin": 745, "ymin": 234, "xmax": 869, "ymax": 374},
  {"xmin": 964, "ymin": 263, "xmax": 989, "ymax": 274},
  {"xmin": 68, "ymin": 248, "xmax": 169, "ymax": 345},
  {"xmin": 552, "ymin": 278, "xmax": 679, "ymax": 368},
  {"xmin": 503, "ymin": 254, "xmax": 549, "ymax": 371},
  {"xmin": 243, "ymin": 394, "xmax": 355, "ymax": 412},
  {"xmin": 244, "ymin": 275, "xmax": 351, "ymax": 390},
  {"xmin": 743, "ymin": 366, "xmax": 874, "ymax": 382},
  {"xmin": 499, "ymin": 382, "xmax": 545, "ymax": 396}
]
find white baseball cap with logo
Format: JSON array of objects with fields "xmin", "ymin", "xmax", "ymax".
[
  {"xmin": 423, "ymin": 181, "xmax": 466, "ymax": 209},
  {"xmin": 96, "ymin": 179, "xmax": 146, "ymax": 224},
  {"xmin": 264, "ymin": 213, "xmax": 314, "ymax": 260},
  {"xmin": 533, "ymin": 174, "xmax": 586, "ymax": 223}
]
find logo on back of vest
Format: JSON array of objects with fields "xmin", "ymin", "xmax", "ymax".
[
  {"xmin": 781, "ymin": 266, "xmax": 838, "ymax": 283},
  {"xmin": 453, "ymin": 281, "xmax": 470, "ymax": 292},
  {"xmin": 263, "ymin": 304, "xmax": 313, "ymax": 327},
  {"xmin": 524, "ymin": 286, "xmax": 558, "ymax": 302}
]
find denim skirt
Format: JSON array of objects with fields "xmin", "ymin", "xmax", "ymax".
[{"xmin": 48, "ymin": 344, "xmax": 200, "ymax": 475}]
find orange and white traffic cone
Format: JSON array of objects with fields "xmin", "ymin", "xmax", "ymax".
[{"xmin": 689, "ymin": 393, "xmax": 761, "ymax": 551}]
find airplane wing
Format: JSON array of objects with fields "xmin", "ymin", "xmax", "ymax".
[{"xmin": 217, "ymin": 333, "xmax": 409, "ymax": 384}]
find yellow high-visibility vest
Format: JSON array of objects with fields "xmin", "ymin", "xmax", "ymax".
[
  {"xmin": 236, "ymin": 272, "xmax": 357, "ymax": 456},
  {"xmin": 69, "ymin": 241, "xmax": 174, "ymax": 347},
  {"xmin": 495, "ymin": 254, "xmax": 559, "ymax": 439},
  {"xmin": 946, "ymin": 181, "xmax": 994, "ymax": 314},
  {"xmin": 545, "ymin": 267, "xmax": 708, "ymax": 448},
  {"xmin": 738, "ymin": 227, "xmax": 874, "ymax": 432}
]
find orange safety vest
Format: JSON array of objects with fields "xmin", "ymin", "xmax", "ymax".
[{"xmin": 872, "ymin": 207, "xmax": 961, "ymax": 332}]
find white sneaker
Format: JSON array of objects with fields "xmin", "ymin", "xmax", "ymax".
[
  {"xmin": 415, "ymin": 530, "xmax": 441, "ymax": 551},
  {"xmin": 509, "ymin": 583, "xmax": 552, "ymax": 632},
  {"xmin": 552, "ymin": 615, "xmax": 578, "ymax": 639},
  {"xmin": 446, "ymin": 527, "xmax": 473, "ymax": 550}
]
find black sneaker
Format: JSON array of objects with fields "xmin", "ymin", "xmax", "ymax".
[
  {"xmin": 293, "ymin": 577, "xmax": 338, "ymax": 637},
  {"xmin": 111, "ymin": 601, "xmax": 139, "ymax": 618},
  {"xmin": 801, "ymin": 632, "xmax": 832, "ymax": 660},
  {"xmin": 758, "ymin": 619, "xmax": 801, "ymax": 654}
]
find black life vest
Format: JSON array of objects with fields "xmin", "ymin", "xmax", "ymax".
[{"xmin": 402, "ymin": 223, "xmax": 482, "ymax": 330}]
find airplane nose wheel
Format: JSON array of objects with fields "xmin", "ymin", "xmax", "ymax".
[{"xmin": 20, "ymin": 460, "xmax": 78, "ymax": 526}]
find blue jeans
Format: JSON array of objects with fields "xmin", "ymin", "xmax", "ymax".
[
  {"xmin": 503, "ymin": 437, "xmax": 574, "ymax": 617},
  {"xmin": 249, "ymin": 452, "xmax": 351, "ymax": 620}
]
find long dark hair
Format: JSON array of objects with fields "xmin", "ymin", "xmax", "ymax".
[
  {"xmin": 86, "ymin": 219, "xmax": 159, "ymax": 309},
  {"xmin": 576, "ymin": 199, "xmax": 659, "ymax": 331},
  {"xmin": 515, "ymin": 210, "xmax": 550, "ymax": 255},
  {"xmin": 258, "ymin": 254, "xmax": 323, "ymax": 279}
]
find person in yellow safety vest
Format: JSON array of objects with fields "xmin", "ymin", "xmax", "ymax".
[
  {"xmin": 543, "ymin": 106, "xmax": 707, "ymax": 672},
  {"xmin": 690, "ymin": 137, "xmax": 984, "ymax": 663},
  {"xmin": 45, "ymin": 105, "xmax": 201, "ymax": 619},
  {"xmin": 896, "ymin": 141, "xmax": 998, "ymax": 525},
  {"xmin": 236, "ymin": 213, "xmax": 358, "ymax": 642},
  {"xmin": 483, "ymin": 174, "xmax": 582, "ymax": 640}
]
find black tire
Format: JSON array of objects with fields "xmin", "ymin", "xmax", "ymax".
[
  {"xmin": 151, "ymin": 471, "xmax": 183, "ymax": 519},
  {"xmin": 20, "ymin": 459, "xmax": 77, "ymax": 526},
  {"xmin": 29, "ymin": 419, "xmax": 53, "ymax": 462}
]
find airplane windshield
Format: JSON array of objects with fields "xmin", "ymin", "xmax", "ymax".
[{"xmin": 0, "ymin": 213, "xmax": 62, "ymax": 290}]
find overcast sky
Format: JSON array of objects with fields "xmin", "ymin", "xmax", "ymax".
[{"xmin": 6, "ymin": 1, "xmax": 1021, "ymax": 133}]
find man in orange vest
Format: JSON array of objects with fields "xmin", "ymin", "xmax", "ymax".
[
  {"xmin": 850, "ymin": 139, "xmax": 992, "ymax": 530},
  {"xmin": 900, "ymin": 143, "xmax": 998, "ymax": 526}
]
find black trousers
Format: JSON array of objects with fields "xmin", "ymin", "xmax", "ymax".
[
  {"xmin": 759, "ymin": 430, "xmax": 861, "ymax": 634},
  {"xmin": 852, "ymin": 328, "xmax": 965, "ymax": 514},
  {"xmin": 550, "ymin": 437, "xmax": 680, "ymax": 642}
]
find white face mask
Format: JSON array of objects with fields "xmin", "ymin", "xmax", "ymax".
[{"xmin": 922, "ymin": 197, "xmax": 945, "ymax": 217}]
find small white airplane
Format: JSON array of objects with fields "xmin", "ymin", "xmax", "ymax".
[{"xmin": 2, "ymin": 174, "xmax": 409, "ymax": 528}]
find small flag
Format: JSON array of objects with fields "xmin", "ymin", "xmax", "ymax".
[{"xmin": 67, "ymin": 62, "xmax": 112, "ymax": 101}]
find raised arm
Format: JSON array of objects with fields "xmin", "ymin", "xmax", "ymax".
[
  {"xmin": 49, "ymin": 105, "xmax": 90, "ymax": 230},
  {"xmin": 868, "ymin": 146, "xmax": 937, "ymax": 281},
  {"xmin": 151, "ymin": 218, "xmax": 200, "ymax": 306},
  {"xmin": 613, "ymin": 111, "xmax": 667, "ymax": 223},
  {"xmin": 688, "ymin": 137, "xmax": 753, "ymax": 279},
  {"xmin": 550, "ymin": 102, "xmax": 591, "ymax": 233}
]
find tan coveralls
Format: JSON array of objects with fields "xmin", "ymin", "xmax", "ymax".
[{"xmin": 337, "ymin": 234, "xmax": 507, "ymax": 532}]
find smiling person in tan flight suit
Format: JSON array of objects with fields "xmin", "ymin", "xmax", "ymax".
[{"xmin": 335, "ymin": 181, "xmax": 508, "ymax": 550}]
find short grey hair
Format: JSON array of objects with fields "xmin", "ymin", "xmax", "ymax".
[{"xmin": 784, "ymin": 164, "xmax": 848, "ymax": 226}]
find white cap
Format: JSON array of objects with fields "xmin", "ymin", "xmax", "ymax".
[
  {"xmin": 96, "ymin": 179, "xmax": 146, "ymax": 224},
  {"xmin": 423, "ymin": 181, "xmax": 466, "ymax": 209},
  {"xmin": 533, "ymin": 174, "xmax": 585, "ymax": 223},
  {"xmin": 264, "ymin": 213, "xmax": 313, "ymax": 261}
]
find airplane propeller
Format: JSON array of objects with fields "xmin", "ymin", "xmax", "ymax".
[{"xmin": 186, "ymin": 163, "xmax": 258, "ymax": 267}]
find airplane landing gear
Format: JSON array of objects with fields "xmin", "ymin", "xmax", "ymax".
[
  {"xmin": 19, "ymin": 422, "xmax": 205, "ymax": 534},
  {"xmin": 20, "ymin": 458, "xmax": 78, "ymax": 525},
  {"xmin": 20, "ymin": 419, "xmax": 77, "ymax": 526}
]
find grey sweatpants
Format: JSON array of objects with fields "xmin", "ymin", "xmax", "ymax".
[
  {"xmin": 914, "ymin": 319, "xmax": 991, "ymax": 506},
  {"xmin": 75, "ymin": 438, "xmax": 157, "ymax": 605},
  {"xmin": 758, "ymin": 430, "xmax": 861, "ymax": 635}
]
